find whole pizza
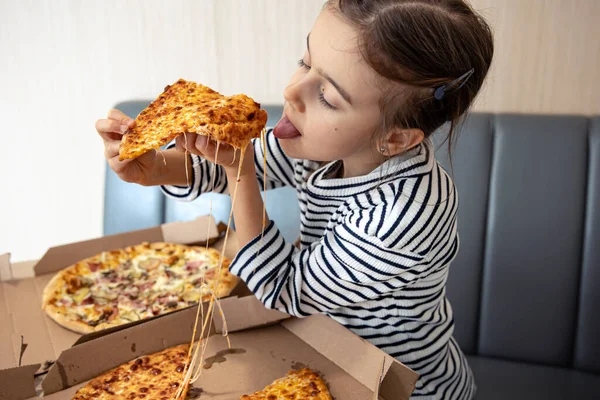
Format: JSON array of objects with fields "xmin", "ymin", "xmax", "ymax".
[{"xmin": 42, "ymin": 242, "xmax": 238, "ymax": 333}]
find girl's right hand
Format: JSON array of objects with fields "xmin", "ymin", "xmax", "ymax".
[{"xmin": 96, "ymin": 109, "xmax": 158, "ymax": 185}]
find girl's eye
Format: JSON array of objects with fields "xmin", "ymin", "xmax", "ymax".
[
  {"xmin": 297, "ymin": 59, "xmax": 335, "ymax": 110},
  {"xmin": 298, "ymin": 59, "xmax": 311, "ymax": 70},
  {"xmin": 319, "ymin": 92, "xmax": 336, "ymax": 110}
]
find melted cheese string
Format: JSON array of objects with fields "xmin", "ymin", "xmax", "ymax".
[
  {"xmin": 157, "ymin": 148, "xmax": 167, "ymax": 166},
  {"xmin": 190, "ymin": 287, "xmax": 229, "ymax": 382},
  {"xmin": 261, "ymin": 128, "xmax": 268, "ymax": 244},
  {"xmin": 191, "ymin": 147, "xmax": 246, "ymax": 377},
  {"xmin": 206, "ymin": 141, "xmax": 221, "ymax": 251},
  {"xmin": 175, "ymin": 135, "xmax": 271, "ymax": 399},
  {"xmin": 254, "ymin": 128, "xmax": 268, "ymax": 264},
  {"xmin": 175, "ymin": 143, "xmax": 247, "ymax": 399},
  {"xmin": 175, "ymin": 297, "xmax": 214, "ymax": 399},
  {"xmin": 183, "ymin": 134, "xmax": 190, "ymax": 187}
]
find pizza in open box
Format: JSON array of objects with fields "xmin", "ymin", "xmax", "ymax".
[
  {"xmin": 72, "ymin": 345, "xmax": 333, "ymax": 400},
  {"xmin": 72, "ymin": 344, "xmax": 190, "ymax": 399},
  {"xmin": 241, "ymin": 368, "xmax": 333, "ymax": 399},
  {"xmin": 42, "ymin": 242, "xmax": 238, "ymax": 333}
]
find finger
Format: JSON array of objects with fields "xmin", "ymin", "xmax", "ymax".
[
  {"xmin": 104, "ymin": 140, "xmax": 122, "ymax": 159},
  {"xmin": 178, "ymin": 133, "xmax": 204, "ymax": 156},
  {"xmin": 107, "ymin": 109, "xmax": 134, "ymax": 124},
  {"xmin": 175, "ymin": 134, "xmax": 197, "ymax": 155},
  {"xmin": 102, "ymin": 132, "xmax": 123, "ymax": 142},
  {"xmin": 194, "ymin": 134, "xmax": 210, "ymax": 151},
  {"xmin": 95, "ymin": 118, "xmax": 128, "ymax": 139},
  {"xmin": 202, "ymin": 136, "xmax": 238, "ymax": 165},
  {"xmin": 175, "ymin": 135, "xmax": 185, "ymax": 153},
  {"xmin": 107, "ymin": 109, "xmax": 136, "ymax": 132},
  {"xmin": 196, "ymin": 135, "xmax": 226, "ymax": 162}
]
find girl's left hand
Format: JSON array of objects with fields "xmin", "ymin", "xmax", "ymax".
[{"xmin": 174, "ymin": 132, "xmax": 255, "ymax": 178}]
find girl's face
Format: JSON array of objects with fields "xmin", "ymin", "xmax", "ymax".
[{"xmin": 274, "ymin": 7, "xmax": 386, "ymax": 177}]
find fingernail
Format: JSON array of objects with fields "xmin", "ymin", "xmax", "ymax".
[{"xmin": 120, "ymin": 124, "xmax": 128, "ymax": 133}]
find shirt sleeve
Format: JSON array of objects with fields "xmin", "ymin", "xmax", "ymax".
[
  {"xmin": 228, "ymin": 195, "xmax": 458, "ymax": 317},
  {"xmin": 161, "ymin": 128, "xmax": 296, "ymax": 201}
]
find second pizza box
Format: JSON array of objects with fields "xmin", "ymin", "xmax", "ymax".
[
  {"xmin": 33, "ymin": 293, "xmax": 419, "ymax": 399},
  {"xmin": 0, "ymin": 216, "xmax": 249, "ymax": 399}
]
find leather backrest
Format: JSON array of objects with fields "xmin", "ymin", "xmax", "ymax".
[
  {"xmin": 436, "ymin": 114, "xmax": 598, "ymax": 371},
  {"xmin": 477, "ymin": 115, "xmax": 588, "ymax": 366},
  {"xmin": 433, "ymin": 114, "xmax": 493, "ymax": 356},
  {"xmin": 574, "ymin": 117, "xmax": 600, "ymax": 373}
]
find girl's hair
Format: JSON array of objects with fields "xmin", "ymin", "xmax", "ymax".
[{"xmin": 326, "ymin": 0, "xmax": 494, "ymax": 157}]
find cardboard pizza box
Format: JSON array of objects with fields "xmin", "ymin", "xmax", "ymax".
[
  {"xmin": 31, "ymin": 294, "xmax": 418, "ymax": 400},
  {"xmin": 0, "ymin": 216, "xmax": 250, "ymax": 399},
  {"xmin": 1, "ymin": 215, "xmax": 419, "ymax": 399}
]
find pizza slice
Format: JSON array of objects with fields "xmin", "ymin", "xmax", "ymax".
[
  {"xmin": 240, "ymin": 368, "xmax": 333, "ymax": 400},
  {"xmin": 118, "ymin": 79, "xmax": 268, "ymax": 160},
  {"xmin": 71, "ymin": 344, "xmax": 190, "ymax": 399}
]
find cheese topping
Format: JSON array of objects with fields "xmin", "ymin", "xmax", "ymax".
[{"xmin": 47, "ymin": 243, "xmax": 235, "ymax": 329}]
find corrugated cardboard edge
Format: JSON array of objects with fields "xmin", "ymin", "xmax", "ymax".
[
  {"xmin": 68, "ymin": 290, "xmax": 263, "ymax": 348},
  {"xmin": 33, "ymin": 216, "xmax": 219, "ymax": 275},
  {"xmin": 379, "ymin": 360, "xmax": 419, "ymax": 400},
  {"xmin": 0, "ymin": 252, "xmax": 13, "ymax": 281},
  {"xmin": 41, "ymin": 305, "xmax": 207, "ymax": 395},
  {"xmin": 41, "ymin": 295, "xmax": 289, "ymax": 395},
  {"xmin": 212, "ymin": 295, "xmax": 290, "ymax": 334},
  {"xmin": 70, "ymin": 304, "xmax": 200, "ymax": 347},
  {"xmin": 0, "ymin": 363, "xmax": 40, "ymax": 400},
  {"xmin": 282, "ymin": 315, "xmax": 418, "ymax": 400},
  {"xmin": 68, "ymin": 290, "xmax": 282, "ymax": 347},
  {"xmin": 161, "ymin": 216, "xmax": 219, "ymax": 245}
]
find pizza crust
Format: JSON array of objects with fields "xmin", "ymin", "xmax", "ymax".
[
  {"xmin": 44, "ymin": 305, "xmax": 96, "ymax": 334},
  {"xmin": 41, "ymin": 268, "xmax": 64, "ymax": 309},
  {"xmin": 41, "ymin": 242, "xmax": 238, "ymax": 334},
  {"xmin": 42, "ymin": 269, "xmax": 97, "ymax": 334}
]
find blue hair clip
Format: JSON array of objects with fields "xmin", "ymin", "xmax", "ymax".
[{"xmin": 433, "ymin": 68, "xmax": 475, "ymax": 100}]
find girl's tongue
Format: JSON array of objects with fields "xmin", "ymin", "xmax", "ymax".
[{"xmin": 273, "ymin": 115, "xmax": 301, "ymax": 139}]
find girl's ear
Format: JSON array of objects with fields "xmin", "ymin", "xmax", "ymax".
[{"xmin": 381, "ymin": 128, "xmax": 424, "ymax": 156}]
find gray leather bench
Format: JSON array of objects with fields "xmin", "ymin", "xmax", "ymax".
[{"xmin": 105, "ymin": 102, "xmax": 600, "ymax": 398}]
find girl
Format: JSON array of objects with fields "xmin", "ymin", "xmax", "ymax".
[{"xmin": 97, "ymin": 1, "xmax": 493, "ymax": 398}]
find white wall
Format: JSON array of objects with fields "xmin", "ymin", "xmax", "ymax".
[
  {"xmin": 0, "ymin": 0, "xmax": 323, "ymax": 262},
  {"xmin": 1, "ymin": 0, "xmax": 599, "ymax": 262}
]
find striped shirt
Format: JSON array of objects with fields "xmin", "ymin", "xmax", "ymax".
[{"xmin": 161, "ymin": 129, "xmax": 475, "ymax": 399}]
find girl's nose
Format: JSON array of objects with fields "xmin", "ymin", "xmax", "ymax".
[{"xmin": 283, "ymin": 78, "xmax": 306, "ymax": 113}]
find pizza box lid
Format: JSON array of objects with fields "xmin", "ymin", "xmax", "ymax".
[
  {"xmin": 0, "ymin": 364, "xmax": 40, "ymax": 400},
  {"xmin": 0, "ymin": 215, "xmax": 250, "ymax": 400},
  {"xmin": 34, "ymin": 295, "xmax": 418, "ymax": 400},
  {"xmin": 32, "ymin": 216, "xmax": 220, "ymax": 276}
]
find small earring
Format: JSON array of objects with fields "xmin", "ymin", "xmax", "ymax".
[{"xmin": 380, "ymin": 146, "xmax": 387, "ymax": 154}]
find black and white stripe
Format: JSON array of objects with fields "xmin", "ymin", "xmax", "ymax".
[{"xmin": 162, "ymin": 129, "xmax": 475, "ymax": 399}]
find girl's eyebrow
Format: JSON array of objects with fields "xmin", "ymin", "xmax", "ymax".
[{"xmin": 307, "ymin": 34, "xmax": 353, "ymax": 105}]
